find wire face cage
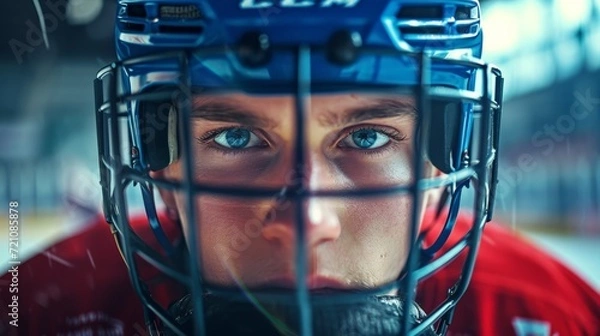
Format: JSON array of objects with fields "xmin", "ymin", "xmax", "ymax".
[{"xmin": 95, "ymin": 1, "xmax": 504, "ymax": 335}]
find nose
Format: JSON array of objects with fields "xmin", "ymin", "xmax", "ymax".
[
  {"xmin": 261, "ymin": 197, "xmax": 342, "ymax": 248},
  {"xmin": 262, "ymin": 154, "xmax": 342, "ymax": 248}
]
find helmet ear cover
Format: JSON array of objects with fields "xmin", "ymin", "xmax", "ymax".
[
  {"xmin": 138, "ymin": 99, "xmax": 179, "ymax": 171},
  {"xmin": 427, "ymin": 100, "xmax": 463, "ymax": 174},
  {"xmin": 137, "ymin": 97, "xmax": 462, "ymax": 174}
]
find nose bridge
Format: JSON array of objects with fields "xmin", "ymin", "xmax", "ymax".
[
  {"xmin": 301, "ymin": 150, "xmax": 338, "ymax": 191},
  {"xmin": 261, "ymin": 172, "xmax": 342, "ymax": 249},
  {"xmin": 306, "ymin": 153, "xmax": 322, "ymax": 191},
  {"xmin": 284, "ymin": 148, "xmax": 337, "ymax": 192}
]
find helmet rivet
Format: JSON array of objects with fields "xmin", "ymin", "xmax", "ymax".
[
  {"xmin": 236, "ymin": 31, "xmax": 272, "ymax": 68},
  {"xmin": 326, "ymin": 30, "xmax": 362, "ymax": 65}
]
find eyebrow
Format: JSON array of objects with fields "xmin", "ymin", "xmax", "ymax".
[
  {"xmin": 191, "ymin": 97, "xmax": 417, "ymax": 128},
  {"xmin": 191, "ymin": 101, "xmax": 276, "ymax": 128},
  {"xmin": 317, "ymin": 98, "xmax": 418, "ymax": 128}
]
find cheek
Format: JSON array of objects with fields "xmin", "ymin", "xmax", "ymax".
[
  {"xmin": 338, "ymin": 196, "xmax": 414, "ymax": 281},
  {"xmin": 175, "ymin": 195, "xmax": 269, "ymax": 285},
  {"xmin": 177, "ymin": 195, "xmax": 244, "ymax": 284}
]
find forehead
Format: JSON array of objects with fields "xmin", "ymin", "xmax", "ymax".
[
  {"xmin": 191, "ymin": 93, "xmax": 417, "ymax": 128},
  {"xmin": 194, "ymin": 93, "xmax": 415, "ymax": 110}
]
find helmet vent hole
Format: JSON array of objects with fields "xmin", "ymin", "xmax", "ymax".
[
  {"xmin": 126, "ymin": 4, "xmax": 147, "ymax": 18},
  {"xmin": 397, "ymin": 5, "xmax": 444, "ymax": 19},
  {"xmin": 396, "ymin": 4, "xmax": 480, "ymax": 39},
  {"xmin": 158, "ymin": 25, "xmax": 204, "ymax": 34},
  {"xmin": 123, "ymin": 22, "xmax": 146, "ymax": 32},
  {"xmin": 400, "ymin": 26, "xmax": 446, "ymax": 35}
]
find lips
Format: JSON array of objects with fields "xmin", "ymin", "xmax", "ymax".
[{"xmin": 261, "ymin": 276, "xmax": 347, "ymax": 290}]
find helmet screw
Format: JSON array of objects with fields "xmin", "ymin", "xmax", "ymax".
[
  {"xmin": 236, "ymin": 31, "xmax": 272, "ymax": 68},
  {"xmin": 461, "ymin": 150, "xmax": 470, "ymax": 168},
  {"xmin": 448, "ymin": 283, "xmax": 458, "ymax": 297},
  {"xmin": 326, "ymin": 30, "xmax": 362, "ymax": 65}
]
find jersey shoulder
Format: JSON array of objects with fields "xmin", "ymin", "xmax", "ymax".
[
  {"xmin": 0, "ymin": 214, "xmax": 170, "ymax": 336},
  {"xmin": 419, "ymin": 211, "xmax": 600, "ymax": 336}
]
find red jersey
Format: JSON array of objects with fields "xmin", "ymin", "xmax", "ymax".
[{"xmin": 1, "ymin": 212, "xmax": 599, "ymax": 336}]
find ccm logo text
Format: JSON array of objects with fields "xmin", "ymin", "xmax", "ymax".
[{"xmin": 240, "ymin": 0, "xmax": 360, "ymax": 9}]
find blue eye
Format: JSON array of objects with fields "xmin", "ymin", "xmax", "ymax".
[
  {"xmin": 342, "ymin": 128, "xmax": 390, "ymax": 149},
  {"xmin": 213, "ymin": 128, "xmax": 263, "ymax": 149}
]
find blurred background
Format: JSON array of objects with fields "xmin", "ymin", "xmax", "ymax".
[{"xmin": 0, "ymin": 0, "xmax": 598, "ymax": 289}]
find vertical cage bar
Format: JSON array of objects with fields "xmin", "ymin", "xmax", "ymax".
[
  {"xmin": 107, "ymin": 63, "xmax": 147, "ymax": 329},
  {"xmin": 294, "ymin": 45, "xmax": 312, "ymax": 336},
  {"xmin": 450, "ymin": 64, "xmax": 493, "ymax": 301},
  {"xmin": 178, "ymin": 51, "xmax": 207, "ymax": 336},
  {"xmin": 487, "ymin": 69, "xmax": 504, "ymax": 221},
  {"xmin": 94, "ymin": 77, "xmax": 113, "ymax": 223},
  {"xmin": 402, "ymin": 51, "xmax": 430, "ymax": 336}
]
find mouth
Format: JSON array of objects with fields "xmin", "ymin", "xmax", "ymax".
[{"xmin": 260, "ymin": 276, "xmax": 349, "ymax": 291}]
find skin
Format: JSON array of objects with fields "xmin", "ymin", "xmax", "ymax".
[{"xmin": 154, "ymin": 93, "xmax": 438, "ymax": 290}]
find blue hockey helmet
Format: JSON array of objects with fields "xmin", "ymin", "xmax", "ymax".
[{"xmin": 95, "ymin": 1, "xmax": 503, "ymax": 335}]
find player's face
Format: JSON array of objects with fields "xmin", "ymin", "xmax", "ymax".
[{"xmin": 157, "ymin": 93, "xmax": 434, "ymax": 290}]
